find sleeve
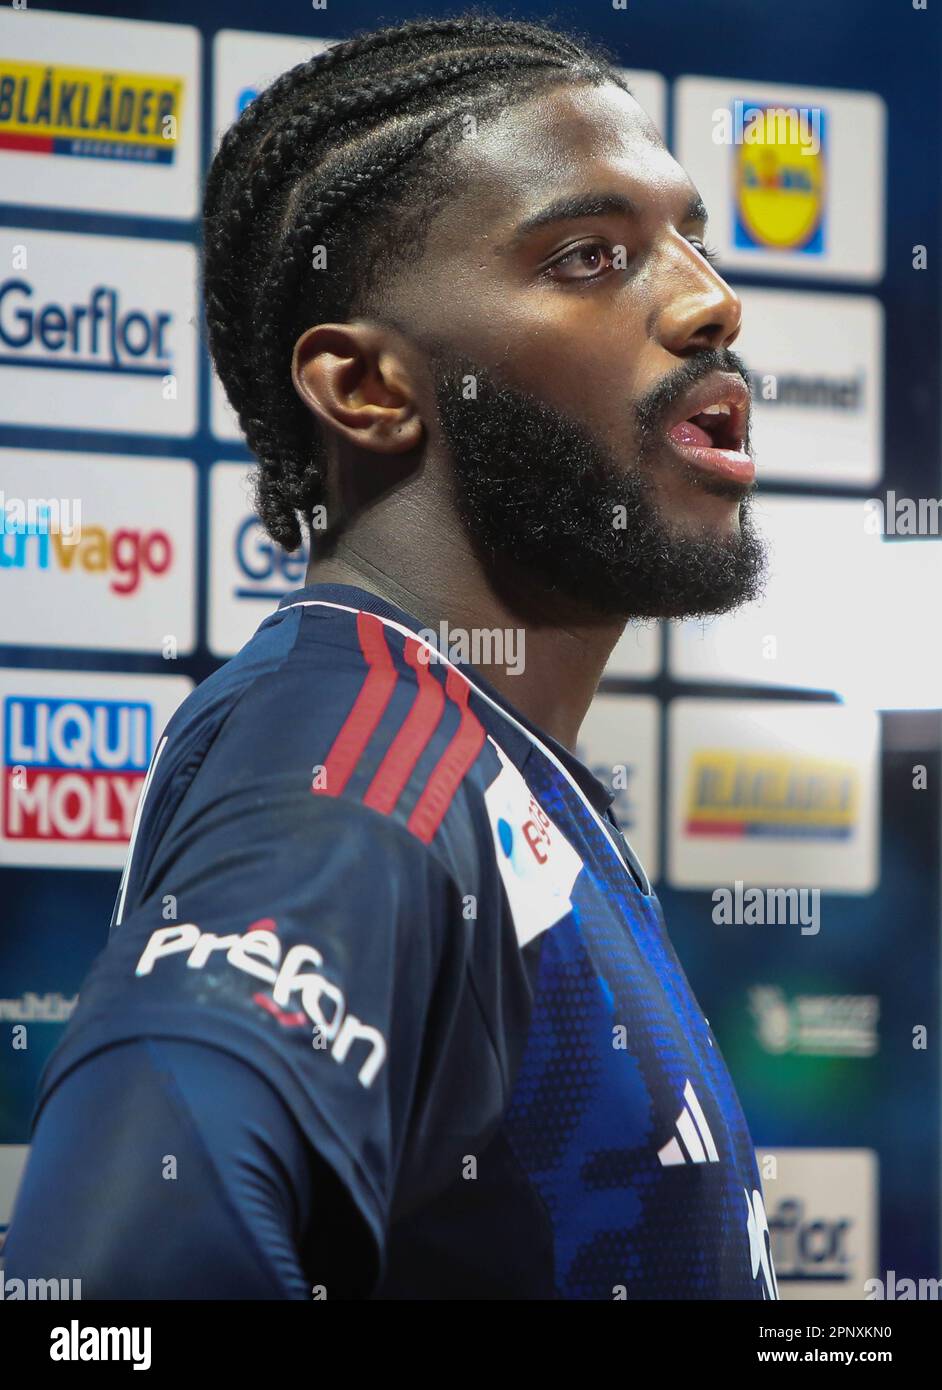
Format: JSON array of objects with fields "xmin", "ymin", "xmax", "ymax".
[
  {"xmin": 3, "ymin": 1036, "xmax": 341, "ymax": 1299},
  {"xmin": 29, "ymin": 777, "xmax": 482, "ymax": 1291}
]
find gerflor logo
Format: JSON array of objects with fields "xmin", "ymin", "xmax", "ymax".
[
  {"xmin": 135, "ymin": 921, "xmax": 387, "ymax": 1086},
  {"xmin": 0, "ymin": 280, "xmax": 172, "ymax": 374},
  {"xmin": 232, "ymin": 512, "xmax": 309, "ymax": 601}
]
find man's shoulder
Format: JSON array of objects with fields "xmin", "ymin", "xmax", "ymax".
[{"xmin": 152, "ymin": 599, "xmax": 508, "ymax": 870}]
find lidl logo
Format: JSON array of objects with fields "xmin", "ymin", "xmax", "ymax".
[
  {"xmin": 0, "ymin": 61, "xmax": 183, "ymax": 164},
  {"xmin": 733, "ymin": 101, "xmax": 827, "ymax": 255},
  {"xmin": 685, "ymin": 749, "xmax": 857, "ymax": 840},
  {"xmin": 4, "ymin": 695, "xmax": 151, "ymax": 844}
]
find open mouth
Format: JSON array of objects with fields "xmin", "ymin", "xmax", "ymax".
[
  {"xmin": 664, "ymin": 374, "xmax": 755, "ymax": 486},
  {"xmin": 675, "ymin": 403, "xmax": 741, "ymax": 451}
]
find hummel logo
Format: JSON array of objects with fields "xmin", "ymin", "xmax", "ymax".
[{"xmin": 657, "ymin": 1080, "xmax": 720, "ymax": 1166}]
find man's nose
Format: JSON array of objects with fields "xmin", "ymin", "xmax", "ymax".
[{"xmin": 655, "ymin": 252, "xmax": 743, "ymax": 357}]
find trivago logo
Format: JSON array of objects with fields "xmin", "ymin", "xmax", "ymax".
[
  {"xmin": 733, "ymin": 101, "xmax": 827, "ymax": 255},
  {"xmin": 0, "ymin": 510, "xmax": 173, "ymax": 596},
  {"xmin": 0, "ymin": 60, "xmax": 183, "ymax": 164},
  {"xmin": 0, "ymin": 281, "xmax": 173, "ymax": 377},
  {"xmin": 4, "ymin": 695, "xmax": 151, "ymax": 842},
  {"xmin": 685, "ymin": 749, "xmax": 858, "ymax": 841}
]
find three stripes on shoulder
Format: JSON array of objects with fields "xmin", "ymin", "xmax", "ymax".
[{"xmin": 657, "ymin": 1079, "xmax": 720, "ymax": 1167}]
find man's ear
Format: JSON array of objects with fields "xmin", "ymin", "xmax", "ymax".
[{"xmin": 291, "ymin": 321, "xmax": 424, "ymax": 455}]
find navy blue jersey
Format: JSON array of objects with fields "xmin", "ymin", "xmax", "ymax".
[{"xmin": 18, "ymin": 582, "xmax": 777, "ymax": 1300}]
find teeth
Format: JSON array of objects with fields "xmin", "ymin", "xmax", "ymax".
[{"xmin": 700, "ymin": 402, "xmax": 732, "ymax": 415}]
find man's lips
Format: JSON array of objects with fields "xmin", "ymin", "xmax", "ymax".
[{"xmin": 663, "ymin": 371, "xmax": 754, "ymax": 486}]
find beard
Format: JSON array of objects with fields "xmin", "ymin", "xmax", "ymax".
[{"xmin": 430, "ymin": 346, "xmax": 767, "ymax": 624}]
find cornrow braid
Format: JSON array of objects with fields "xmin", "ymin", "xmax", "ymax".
[
  {"xmin": 202, "ymin": 10, "xmax": 629, "ymax": 551},
  {"xmin": 204, "ymin": 14, "xmax": 585, "ymax": 217}
]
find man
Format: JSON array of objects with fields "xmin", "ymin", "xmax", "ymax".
[{"xmin": 5, "ymin": 13, "xmax": 774, "ymax": 1299}]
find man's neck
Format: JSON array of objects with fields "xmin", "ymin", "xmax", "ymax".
[{"xmin": 306, "ymin": 538, "xmax": 625, "ymax": 752}]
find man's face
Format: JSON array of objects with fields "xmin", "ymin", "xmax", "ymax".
[{"xmin": 383, "ymin": 79, "xmax": 767, "ymax": 620}]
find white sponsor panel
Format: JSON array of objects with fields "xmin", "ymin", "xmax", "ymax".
[
  {"xmin": 0, "ymin": 10, "xmax": 200, "ymax": 219},
  {"xmin": 0, "ymin": 669, "xmax": 192, "ymax": 869},
  {"xmin": 0, "ymin": 1145, "xmax": 29, "ymax": 1259},
  {"xmin": 669, "ymin": 495, "xmax": 882, "ymax": 694},
  {"xmin": 209, "ymin": 462, "xmax": 309, "ymax": 656},
  {"xmin": 0, "ymin": 228, "xmax": 197, "ymax": 435},
  {"xmin": 738, "ymin": 288, "xmax": 883, "ymax": 486},
  {"xmin": 758, "ymin": 1148, "xmax": 878, "ymax": 1300},
  {"xmin": 0, "ymin": 449, "xmax": 195, "ymax": 653},
  {"xmin": 675, "ymin": 77, "xmax": 885, "ymax": 281},
  {"xmin": 604, "ymin": 621, "xmax": 661, "ymax": 679},
  {"xmin": 865, "ymin": 541, "xmax": 942, "ymax": 709},
  {"xmin": 619, "ymin": 70, "xmax": 666, "ymax": 138},
  {"xmin": 668, "ymin": 699, "xmax": 879, "ymax": 892},
  {"xmin": 484, "ymin": 738, "xmax": 584, "ymax": 947},
  {"xmin": 576, "ymin": 693, "xmax": 659, "ymax": 881}
]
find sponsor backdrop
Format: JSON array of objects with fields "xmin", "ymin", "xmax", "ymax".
[{"xmin": 1, "ymin": 0, "xmax": 939, "ymax": 1299}]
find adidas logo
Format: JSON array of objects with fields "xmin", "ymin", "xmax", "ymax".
[{"xmin": 657, "ymin": 1080, "xmax": 719, "ymax": 1166}]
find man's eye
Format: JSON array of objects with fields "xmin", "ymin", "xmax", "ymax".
[
  {"xmin": 688, "ymin": 238, "xmax": 720, "ymax": 267},
  {"xmin": 544, "ymin": 241, "xmax": 618, "ymax": 281}
]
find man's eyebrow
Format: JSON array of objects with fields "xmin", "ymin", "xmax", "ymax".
[
  {"xmin": 508, "ymin": 190, "xmax": 709, "ymax": 249},
  {"xmin": 508, "ymin": 192, "xmax": 639, "ymax": 248}
]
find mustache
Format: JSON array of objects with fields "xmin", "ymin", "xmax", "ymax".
[{"xmin": 634, "ymin": 347, "xmax": 752, "ymax": 443}]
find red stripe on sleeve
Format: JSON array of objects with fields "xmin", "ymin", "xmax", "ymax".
[
  {"xmin": 407, "ymin": 666, "xmax": 486, "ymax": 845},
  {"xmin": 362, "ymin": 638, "xmax": 446, "ymax": 816},
  {"xmin": 312, "ymin": 611, "xmax": 398, "ymax": 798}
]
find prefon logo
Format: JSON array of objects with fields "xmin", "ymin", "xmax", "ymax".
[{"xmin": 135, "ymin": 922, "xmax": 387, "ymax": 1086}]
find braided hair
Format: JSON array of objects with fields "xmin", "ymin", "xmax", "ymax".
[{"xmin": 202, "ymin": 10, "xmax": 630, "ymax": 551}]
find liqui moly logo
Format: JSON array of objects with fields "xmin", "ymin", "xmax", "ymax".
[{"xmin": 4, "ymin": 695, "xmax": 151, "ymax": 843}]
